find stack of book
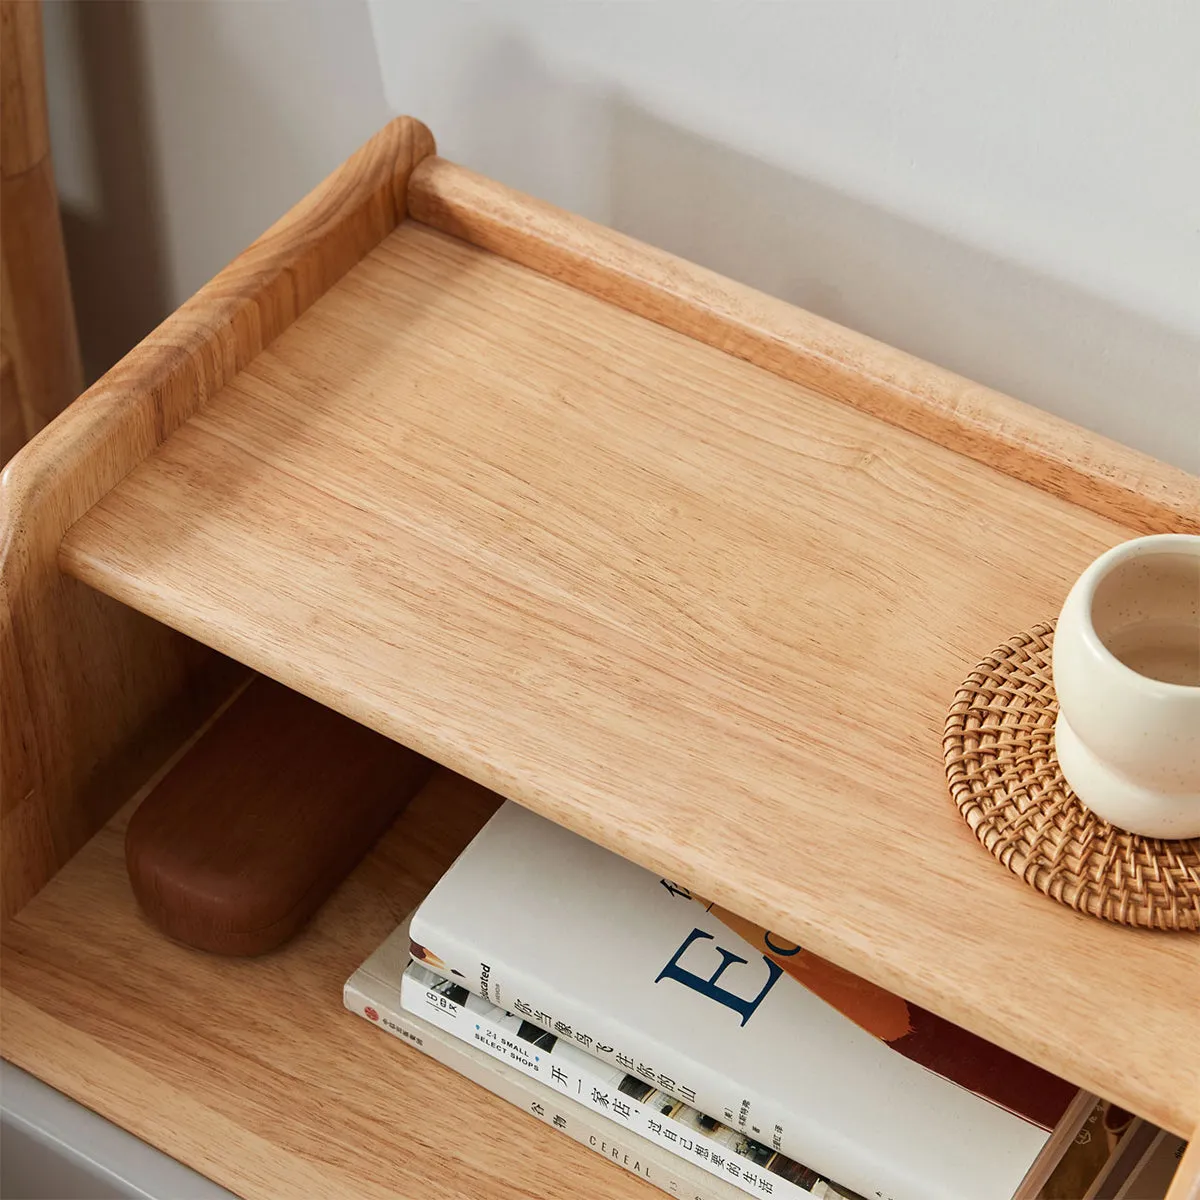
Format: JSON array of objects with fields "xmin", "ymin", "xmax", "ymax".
[{"xmin": 345, "ymin": 802, "xmax": 1185, "ymax": 1200}]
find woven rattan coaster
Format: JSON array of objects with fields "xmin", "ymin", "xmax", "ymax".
[{"xmin": 944, "ymin": 621, "xmax": 1200, "ymax": 931}]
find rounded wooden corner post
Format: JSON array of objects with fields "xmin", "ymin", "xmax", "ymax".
[{"xmin": 0, "ymin": 117, "xmax": 436, "ymax": 920}]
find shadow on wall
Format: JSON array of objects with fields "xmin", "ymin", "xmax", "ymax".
[
  {"xmin": 606, "ymin": 103, "xmax": 1199, "ymax": 475},
  {"xmin": 50, "ymin": 11, "xmax": 1199, "ymax": 473},
  {"xmin": 49, "ymin": 0, "xmax": 390, "ymax": 385},
  {"xmin": 446, "ymin": 32, "xmax": 1197, "ymax": 474},
  {"xmin": 55, "ymin": 1, "xmax": 169, "ymax": 385}
]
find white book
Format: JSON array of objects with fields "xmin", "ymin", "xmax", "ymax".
[
  {"xmin": 400, "ymin": 958, "xmax": 860, "ymax": 1200},
  {"xmin": 344, "ymin": 917, "xmax": 749, "ymax": 1200},
  {"xmin": 410, "ymin": 801, "xmax": 1092, "ymax": 1200}
]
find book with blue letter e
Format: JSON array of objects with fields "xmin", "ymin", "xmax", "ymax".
[{"xmin": 409, "ymin": 802, "xmax": 1091, "ymax": 1200}]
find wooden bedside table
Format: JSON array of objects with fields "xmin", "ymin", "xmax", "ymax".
[{"xmin": 2, "ymin": 116, "xmax": 1197, "ymax": 1200}]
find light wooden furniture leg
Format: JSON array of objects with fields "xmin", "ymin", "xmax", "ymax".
[
  {"xmin": 0, "ymin": 0, "xmax": 83, "ymax": 465},
  {"xmin": 1166, "ymin": 1132, "xmax": 1200, "ymax": 1200}
]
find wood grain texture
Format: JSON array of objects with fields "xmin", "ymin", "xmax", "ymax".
[
  {"xmin": 0, "ymin": 344, "xmax": 21, "ymax": 460},
  {"xmin": 0, "ymin": 152, "xmax": 83, "ymax": 456},
  {"xmin": 59, "ymin": 223, "xmax": 1200, "ymax": 1137},
  {"xmin": 0, "ymin": 116, "xmax": 434, "ymax": 918},
  {"xmin": 0, "ymin": 0, "xmax": 82, "ymax": 463},
  {"xmin": 409, "ymin": 157, "xmax": 1200, "ymax": 537},
  {"xmin": 126, "ymin": 676, "xmax": 433, "ymax": 955},
  {"xmin": 1, "ymin": 768, "xmax": 655, "ymax": 1200},
  {"xmin": 0, "ymin": 1, "xmax": 49, "ymax": 174}
]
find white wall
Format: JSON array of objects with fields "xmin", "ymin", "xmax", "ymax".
[
  {"xmin": 369, "ymin": 0, "xmax": 1199, "ymax": 473},
  {"xmin": 45, "ymin": 1, "xmax": 1198, "ymax": 472},
  {"xmin": 43, "ymin": 0, "xmax": 390, "ymax": 378}
]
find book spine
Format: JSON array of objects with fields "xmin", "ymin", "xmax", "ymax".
[
  {"xmin": 344, "ymin": 975, "xmax": 730, "ymax": 1200},
  {"xmin": 400, "ymin": 969, "xmax": 829, "ymax": 1200},
  {"xmin": 409, "ymin": 920, "xmax": 886, "ymax": 1200}
]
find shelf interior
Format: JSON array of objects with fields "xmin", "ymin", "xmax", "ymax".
[
  {"xmin": 57, "ymin": 221, "xmax": 1200, "ymax": 1136},
  {"xmin": 1, "ymin": 764, "xmax": 657, "ymax": 1199}
]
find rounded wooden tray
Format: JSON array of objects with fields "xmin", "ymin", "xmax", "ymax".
[{"xmin": 944, "ymin": 622, "xmax": 1200, "ymax": 932}]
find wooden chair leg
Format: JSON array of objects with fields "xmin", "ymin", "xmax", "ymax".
[{"xmin": 0, "ymin": 0, "xmax": 83, "ymax": 464}]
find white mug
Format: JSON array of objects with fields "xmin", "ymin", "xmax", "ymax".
[{"xmin": 1052, "ymin": 533, "xmax": 1200, "ymax": 839}]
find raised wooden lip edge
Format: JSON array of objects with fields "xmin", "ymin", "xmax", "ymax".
[
  {"xmin": 0, "ymin": 115, "xmax": 435, "ymax": 547},
  {"xmin": 0, "ymin": 115, "xmax": 435, "ymax": 918},
  {"xmin": 408, "ymin": 156, "xmax": 1199, "ymax": 537}
]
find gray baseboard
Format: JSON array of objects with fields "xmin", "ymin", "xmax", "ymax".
[{"xmin": 1, "ymin": 1062, "xmax": 234, "ymax": 1200}]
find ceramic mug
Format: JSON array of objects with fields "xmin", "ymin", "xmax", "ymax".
[{"xmin": 1052, "ymin": 533, "xmax": 1200, "ymax": 839}]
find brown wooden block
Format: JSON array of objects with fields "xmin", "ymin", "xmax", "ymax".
[{"xmin": 125, "ymin": 677, "xmax": 432, "ymax": 955}]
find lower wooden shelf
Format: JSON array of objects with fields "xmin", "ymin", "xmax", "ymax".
[{"xmin": 0, "ymin": 765, "xmax": 654, "ymax": 1200}]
